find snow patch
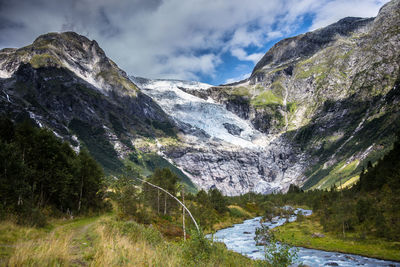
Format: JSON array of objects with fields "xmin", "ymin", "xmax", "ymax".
[
  {"xmin": 139, "ymin": 79, "xmax": 270, "ymax": 148},
  {"xmin": 0, "ymin": 69, "xmax": 12, "ymax": 79}
]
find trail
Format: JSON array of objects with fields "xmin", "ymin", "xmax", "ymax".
[{"xmin": 56, "ymin": 215, "xmax": 105, "ymax": 266}]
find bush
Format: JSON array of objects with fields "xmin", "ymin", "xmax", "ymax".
[
  {"xmin": 182, "ymin": 230, "xmax": 212, "ymax": 265},
  {"xmin": 17, "ymin": 207, "xmax": 47, "ymax": 228},
  {"xmin": 255, "ymin": 224, "xmax": 298, "ymax": 267}
]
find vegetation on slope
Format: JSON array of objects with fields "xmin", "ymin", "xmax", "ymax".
[
  {"xmin": 0, "ymin": 117, "xmax": 108, "ymax": 226},
  {"xmin": 255, "ymin": 134, "xmax": 400, "ymax": 261}
]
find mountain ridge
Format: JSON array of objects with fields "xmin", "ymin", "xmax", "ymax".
[{"xmin": 1, "ymin": 0, "xmax": 399, "ymax": 195}]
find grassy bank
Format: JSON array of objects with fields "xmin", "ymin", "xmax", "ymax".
[
  {"xmin": 273, "ymin": 215, "xmax": 400, "ymax": 262},
  {"xmin": 207, "ymin": 205, "xmax": 257, "ymax": 234},
  {"xmin": 0, "ymin": 214, "xmax": 263, "ymax": 267}
]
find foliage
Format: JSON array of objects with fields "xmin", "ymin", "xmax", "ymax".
[
  {"xmin": 255, "ymin": 223, "xmax": 298, "ymax": 267},
  {"xmin": 132, "ymin": 151, "xmax": 197, "ymax": 192},
  {"xmin": 0, "ymin": 117, "xmax": 107, "ymax": 226},
  {"xmin": 143, "ymin": 168, "xmax": 179, "ymax": 217},
  {"xmin": 260, "ymin": 133, "xmax": 400, "ymax": 241},
  {"xmin": 69, "ymin": 118, "xmax": 123, "ymax": 173},
  {"xmin": 251, "ymin": 90, "xmax": 283, "ymax": 107}
]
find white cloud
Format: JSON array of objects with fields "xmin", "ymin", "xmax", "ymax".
[
  {"xmin": 0, "ymin": 0, "xmax": 390, "ymax": 82},
  {"xmin": 225, "ymin": 72, "xmax": 252, "ymax": 84},
  {"xmin": 231, "ymin": 48, "xmax": 264, "ymax": 63},
  {"xmin": 310, "ymin": 0, "xmax": 390, "ymax": 30}
]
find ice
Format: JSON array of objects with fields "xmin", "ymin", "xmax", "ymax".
[{"xmin": 135, "ymin": 79, "xmax": 269, "ymax": 148}]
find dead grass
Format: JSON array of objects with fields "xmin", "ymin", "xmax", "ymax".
[
  {"xmin": 7, "ymin": 232, "xmax": 73, "ymax": 266},
  {"xmin": 91, "ymin": 223, "xmax": 181, "ymax": 266}
]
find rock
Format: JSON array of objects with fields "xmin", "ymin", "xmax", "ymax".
[
  {"xmin": 324, "ymin": 263, "xmax": 339, "ymax": 266},
  {"xmin": 312, "ymin": 232, "xmax": 325, "ymax": 238},
  {"xmin": 223, "ymin": 123, "xmax": 243, "ymax": 136},
  {"xmin": 344, "ymin": 255, "xmax": 356, "ymax": 261}
]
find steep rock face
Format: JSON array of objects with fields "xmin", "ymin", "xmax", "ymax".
[
  {"xmin": 0, "ymin": 32, "xmax": 176, "ymax": 173},
  {"xmin": 0, "ymin": 32, "xmax": 137, "ymax": 96},
  {"xmin": 252, "ymin": 17, "xmax": 374, "ymax": 77},
  {"xmin": 178, "ymin": 0, "xmax": 400, "ymax": 190},
  {"xmin": 132, "ymin": 78, "xmax": 308, "ymax": 195}
]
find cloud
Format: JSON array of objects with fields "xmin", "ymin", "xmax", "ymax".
[
  {"xmin": 310, "ymin": 0, "xmax": 390, "ymax": 30},
  {"xmin": 231, "ymin": 48, "xmax": 264, "ymax": 63},
  {"xmin": 0, "ymin": 0, "xmax": 390, "ymax": 83},
  {"xmin": 225, "ymin": 72, "xmax": 252, "ymax": 84}
]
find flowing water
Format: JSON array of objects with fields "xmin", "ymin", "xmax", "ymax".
[{"xmin": 210, "ymin": 208, "xmax": 399, "ymax": 266}]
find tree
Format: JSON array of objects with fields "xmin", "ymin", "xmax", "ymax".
[
  {"xmin": 75, "ymin": 148, "xmax": 104, "ymax": 213},
  {"xmin": 255, "ymin": 223, "xmax": 298, "ymax": 267},
  {"xmin": 209, "ymin": 188, "xmax": 228, "ymax": 214},
  {"xmin": 145, "ymin": 168, "xmax": 179, "ymax": 216}
]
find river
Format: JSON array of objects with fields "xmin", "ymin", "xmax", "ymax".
[{"xmin": 210, "ymin": 208, "xmax": 399, "ymax": 266}]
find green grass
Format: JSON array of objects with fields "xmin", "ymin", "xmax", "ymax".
[
  {"xmin": 96, "ymin": 69, "xmax": 138, "ymax": 94},
  {"xmin": 0, "ymin": 214, "xmax": 261, "ymax": 266},
  {"xmin": 29, "ymin": 54, "xmax": 62, "ymax": 68},
  {"xmin": 251, "ymin": 90, "xmax": 283, "ymax": 107},
  {"xmin": 311, "ymin": 160, "xmax": 360, "ymax": 190},
  {"xmin": 274, "ymin": 215, "xmax": 400, "ymax": 261}
]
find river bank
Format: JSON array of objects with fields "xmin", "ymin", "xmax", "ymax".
[
  {"xmin": 273, "ymin": 214, "xmax": 400, "ymax": 262},
  {"xmin": 211, "ymin": 208, "xmax": 400, "ymax": 266}
]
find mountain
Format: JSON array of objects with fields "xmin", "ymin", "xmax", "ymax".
[
  {"xmin": 135, "ymin": 0, "xmax": 400, "ymax": 194},
  {"xmin": 0, "ymin": 32, "xmax": 178, "ymax": 175},
  {"xmin": 1, "ymin": 0, "xmax": 399, "ymax": 196}
]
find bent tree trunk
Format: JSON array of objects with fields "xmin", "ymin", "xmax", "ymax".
[{"xmin": 132, "ymin": 176, "xmax": 200, "ymax": 233}]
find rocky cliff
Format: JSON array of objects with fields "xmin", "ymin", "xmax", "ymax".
[
  {"xmin": 0, "ymin": 32, "xmax": 176, "ymax": 173},
  {"xmin": 176, "ymin": 0, "xmax": 400, "ymax": 191},
  {"xmin": 1, "ymin": 0, "xmax": 399, "ymax": 195}
]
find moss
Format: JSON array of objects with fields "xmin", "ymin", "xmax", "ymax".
[
  {"xmin": 274, "ymin": 215, "xmax": 400, "ymax": 261},
  {"xmin": 250, "ymin": 90, "xmax": 283, "ymax": 107},
  {"xmin": 230, "ymin": 86, "xmax": 251, "ymax": 97},
  {"xmin": 287, "ymin": 102, "xmax": 297, "ymax": 114},
  {"xmin": 96, "ymin": 70, "xmax": 138, "ymax": 94},
  {"xmin": 295, "ymin": 62, "xmax": 329, "ymax": 80},
  {"xmin": 311, "ymin": 160, "xmax": 360, "ymax": 190},
  {"xmin": 29, "ymin": 54, "xmax": 62, "ymax": 69},
  {"xmin": 270, "ymin": 81, "xmax": 285, "ymax": 98}
]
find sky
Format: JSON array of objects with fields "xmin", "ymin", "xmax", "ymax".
[{"xmin": 0, "ymin": 0, "xmax": 389, "ymax": 85}]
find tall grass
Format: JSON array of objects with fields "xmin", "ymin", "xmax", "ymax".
[
  {"xmin": 7, "ymin": 232, "xmax": 73, "ymax": 266},
  {"xmin": 2, "ymin": 217, "xmax": 260, "ymax": 266},
  {"xmin": 92, "ymin": 224, "xmax": 181, "ymax": 266}
]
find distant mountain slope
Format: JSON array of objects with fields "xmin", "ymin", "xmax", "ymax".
[
  {"xmin": 1, "ymin": 0, "xmax": 399, "ymax": 195},
  {"xmin": 0, "ymin": 32, "xmax": 197, "ymax": 190},
  {"xmin": 169, "ymin": 0, "xmax": 400, "ymax": 191}
]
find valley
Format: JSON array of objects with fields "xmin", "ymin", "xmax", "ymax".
[{"xmin": 0, "ymin": 0, "xmax": 400, "ymax": 266}]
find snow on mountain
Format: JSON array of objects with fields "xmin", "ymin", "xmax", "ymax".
[{"xmin": 132, "ymin": 77, "xmax": 270, "ymax": 148}]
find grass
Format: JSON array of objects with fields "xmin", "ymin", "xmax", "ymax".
[
  {"xmin": 274, "ymin": 215, "xmax": 400, "ymax": 261},
  {"xmin": 96, "ymin": 69, "xmax": 138, "ymax": 95},
  {"xmin": 311, "ymin": 160, "xmax": 360, "ymax": 190},
  {"xmin": 206, "ymin": 205, "xmax": 257, "ymax": 234},
  {"xmin": 7, "ymin": 232, "xmax": 73, "ymax": 266},
  {"xmin": 338, "ymin": 175, "xmax": 360, "ymax": 190},
  {"xmin": 0, "ymin": 214, "xmax": 262, "ymax": 266},
  {"xmin": 29, "ymin": 54, "xmax": 62, "ymax": 69},
  {"xmin": 250, "ymin": 90, "xmax": 283, "ymax": 107}
]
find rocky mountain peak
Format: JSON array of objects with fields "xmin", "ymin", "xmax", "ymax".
[
  {"xmin": 0, "ymin": 32, "xmax": 138, "ymax": 97},
  {"xmin": 251, "ymin": 16, "xmax": 373, "ymax": 76}
]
